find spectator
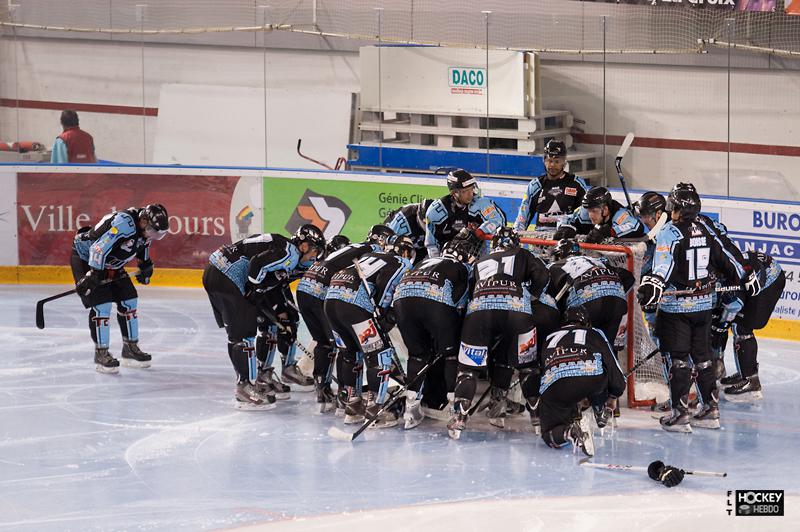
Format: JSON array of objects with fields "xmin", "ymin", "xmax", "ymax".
[{"xmin": 51, "ymin": 110, "xmax": 96, "ymax": 164}]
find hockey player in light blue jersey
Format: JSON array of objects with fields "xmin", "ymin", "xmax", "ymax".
[{"xmin": 554, "ymin": 186, "xmax": 646, "ymax": 244}]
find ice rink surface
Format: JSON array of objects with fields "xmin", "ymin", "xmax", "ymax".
[{"xmin": 1, "ymin": 285, "xmax": 799, "ymax": 531}]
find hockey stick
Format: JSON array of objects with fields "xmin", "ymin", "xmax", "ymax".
[
  {"xmin": 580, "ymin": 460, "xmax": 727, "ymax": 478},
  {"xmin": 351, "ymin": 258, "xmax": 407, "ymax": 383},
  {"xmin": 35, "ymin": 271, "xmax": 135, "ymax": 330},
  {"xmin": 296, "ymin": 138, "xmax": 335, "ymax": 170},
  {"xmin": 624, "ymin": 347, "xmax": 660, "ymax": 378},
  {"xmin": 664, "ymin": 285, "xmax": 742, "ymax": 297},
  {"xmin": 328, "ymin": 353, "xmax": 444, "ymax": 442},
  {"xmin": 615, "ymin": 132, "xmax": 635, "ymax": 211}
]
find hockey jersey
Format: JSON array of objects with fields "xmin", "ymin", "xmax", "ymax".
[
  {"xmin": 394, "ymin": 256, "xmax": 472, "ymax": 309},
  {"xmin": 208, "ymin": 233, "xmax": 301, "ymax": 295},
  {"xmin": 326, "ymin": 252, "xmax": 412, "ymax": 313},
  {"xmin": 558, "ymin": 200, "xmax": 645, "ymax": 240},
  {"xmin": 424, "ymin": 194, "xmax": 505, "ymax": 255},
  {"xmin": 467, "ymin": 248, "xmax": 549, "ymax": 315},
  {"xmin": 514, "ymin": 173, "xmax": 590, "ymax": 230},
  {"xmin": 539, "ymin": 325, "xmax": 626, "ymax": 397},
  {"xmin": 386, "ymin": 203, "xmax": 427, "ymax": 249},
  {"xmin": 296, "ymin": 242, "xmax": 379, "ymax": 300},
  {"xmin": 548, "ymin": 255, "xmax": 635, "ymax": 310},
  {"xmin": 73, "ymin": 208, "xmax": 151, "ymax": 270}
]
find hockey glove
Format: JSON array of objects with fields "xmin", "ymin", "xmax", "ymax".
[
  {"xmin": 659, "ymin": 465, "xmax": 685, "ymax": 487},
  {"xmin": 744, "ymin": 270, "xmax": 762, "ymax": 297},
  {"xmin": 76, "ymin": 269, "xmax": 103, "ymax": 297},
  {"xmin": 552, "ymin": 225, "xmax": 577, "ymax": 241},
  {"xmin": 135, "ymin": 259, "xmax": 154, "ymax": 285},
  {"xmin": 585, "ymin": 224, "xmax": 613, "ymax": 244},
  {"xmin": 637, "ymin": 274, "xmax": 665, "ymax": 312}
]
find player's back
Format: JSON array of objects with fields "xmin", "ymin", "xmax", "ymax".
[{"xmin": 396, "ymin": 255, "xmax": 471, "ymax": 307}]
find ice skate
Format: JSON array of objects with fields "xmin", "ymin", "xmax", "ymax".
[
  {"xmin": 526, "ymin": 397, "xmax": 541, "ymax": 434},
  {"xmin": 720, "ymin": 372, "xmax": 744, "ymax": 386},
  {"xmin": 447, "ymin": 400, "xmax": 470, "ymax": 440},
  {"xmin": 120, "ymin": 340, "xmax": 151, "ymax": 368},
  {"xmin": 723, "ymin": 375, "xmax": 763, "ymax": 403},
  {"xmin": 566, "ymin": 419, "xmax": 593, "ymax": 457},
  {"xmin": 659, "ymin": 400, "xmax": 692, "ymax": 433},
  {"xmin": 486, "ymin": 387, "xmax": 508, "ymax": 429},
  {"xmin": 94, "ymin": 347, "xmax": 120, "ymax": 374},
  {"xmin": 404, "ymin": 392, "xmax": 424, "ymax": 430},
  {"xmin": 254, "ymin": 381, "xmax": 277, "ymax": 406},
  {"xmin": 366, "ymin": 393, "xmax": 399, "ymax": 429},
  {"xmin": 234, "ymin": 382, "xmax": 276, "ymax": 410},
  {"xmin": 314, "ymin": 377, "xmax": 335, "ymax": 414},
  {"xmin": 335, "ymin": 389, "xmax": 347, "ymax": 417},
  {"xmin": 691, "ymin": 401, "xmax": 720, "ymax": 429},
  {"xmin": 257, "ymin": 367, "xmax": 290, "ymax": 400},
  {"xmin": 281, "ymin": 363, "xmax": 314, "ymax": 387},
  {"xmin": 343, "ymin": 391, "xmax": 365, "ymax": 424}
]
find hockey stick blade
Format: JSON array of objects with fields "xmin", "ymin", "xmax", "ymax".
[
  {"xmin": 327, "ymin": 426, "xmax": 356, "ymax": 442},
  {"xmin": 616, "ymin": 132, "xmax": 635, "ymax": 161},
  {"xmin": 646, "ymin": 212, "xmax": 667, "ymax": 241},
  {"xmin": 35, "ymin": 272, "xmax": 136, "ymax": 330}
]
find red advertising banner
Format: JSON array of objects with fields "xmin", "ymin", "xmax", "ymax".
[{"xmin": 17, "ymin": 173, "xmax": 239, "ymax": 268}]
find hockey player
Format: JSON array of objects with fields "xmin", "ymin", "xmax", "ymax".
[
  {"xmin": 203, "ymin": 225, "xmax": 326, "ymax": 409},
  {"xmin": 547, "ymin": 238, "xmax": 635, "ymax": 348},
  {"xmin": 538, "ymin": 306, "xmax": 626, "ymax": 457},
  {"xmin": 394, "ymin": 235, "xmax": 480, "ymax": 429},
  {"xmin": 296, "ymin": 227, "xmax": 391, "ymax": 412},
  {"xmin": 554, "ymin": 186, "xmax": 645, "ymax": 243},
  {"xmin": 721, "ymin": 251, "xmax": 785, "ymax": 402},
  {"xmin": 637, "ymin": 188, "xmax": 746, "ymax": 432},
  {"xmin": 71, "ymin": 204, "xmax": 169, "ymax": 373},
  {"xmin": 448, "ymin": 227, "xmax": 549, "ymax": 439},
  {"xmin": 385, "ymin": 199, "xmax": 434, "ymax": 258},
  {"xmin": 424, "ymin": 169, "xmax": 505, "ymax": 258},
  {"xmin": 514, "ymin": 140, "xmax": 591, "ymax": 232},
  {"xmin": 324, "ymin": 235, "xmax": 415, "ymax": 428}
]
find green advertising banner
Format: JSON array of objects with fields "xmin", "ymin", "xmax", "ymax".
[{"xmin": 262, "ymin": 176, "xmax": 444, "ymax": 241}]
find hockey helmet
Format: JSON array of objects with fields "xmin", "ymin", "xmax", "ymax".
[
  {"xmin": 446, "ymin": 169, "xmax": 478, "ymax": 192},
  {"xmin": 543, "ymin": 139, "xmax": 567, "ymax": 158},
  {"xmin": 140, "ymin": 203, "xmax": 169, "ymax": 240},
  {"xmin": 390, "ymin": 235, "xmax": 416, "ymax": 260},
  {"xmin": 292, "ymin": 224, "xmax": 326, "ymax": 255},
  {"xmin": 636, "ymin": 191, "xmax": 667, "ymax": 218},
  {"xmin": 582, "ymin": 186, "xmax": 613, "ymax": 210},
  {"xmin": 666, "ymin": 188, "xmax": 701, "ymax": 221},
  {"xmin": 443, "ymin": 235, "xmax": 482, "ymax": 264},
  {"xmin": 326, "ymin": 234, "xmax": 350, "ymax": 255},
  {"xmin": 562, "ymin": 305, "xmax": 591, "ymax": 327},
  {"xmin": 491, "ymin": 226, "xmax": 520, "ymax": 251},
  {"xmin": 552, "ymin": 238, "xmax": 581, "ymax": 261},
  {"xmin": 366, "ymin": 224, "xmax": 395, "ymax": 248}
]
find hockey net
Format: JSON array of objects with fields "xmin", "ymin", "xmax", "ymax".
[{"xmin": 520, "ymin": 235, "xmax": 665, "ymax": 409}]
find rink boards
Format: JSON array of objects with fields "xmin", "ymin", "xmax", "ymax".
[{"xmin": 0, "ymin": 163, "xmax": 798, "ymax": 340}]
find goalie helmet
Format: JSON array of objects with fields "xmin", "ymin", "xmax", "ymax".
[
  {"xmin": 446, "ymin": 169, "xmax": 477, "ymax": 192},
  {"xmin": 326, "ymin": 234, "xmax": 350, "ymax": 255},
  {"xmin": 666, "ymin": 188, "xmax": 701, "ymax": 222},
  {"xmin": 366, "ymin": 224, "xmax": 395, "ymax": 248},
  {"xmin": 562, "ymin": 305, "xmax": 591, "ymax": 327},
  {"xmin": 543, "ymin": 139, "xmax": 567, "ymax": 158},
  {"xmin": 491, "ymin": 226, "xmax": 520, "ymax": 251},
  {"xmin": 292, "ymin": 224, "xmax": 326, "ymax": 254},
  {"xmin": 582, "ymin": 186, "xmax": 612, "ymax": 210},
  {"xmin": 552, "ymin": 238, "xmax": 581, "ymax": 261},
  {"xmin": 636, "ymin": 191, "xmax": 667, "ymax": 218},
  {"xmin": 140, "ymin": 203, "xmax": 169, "ymax": 240}
]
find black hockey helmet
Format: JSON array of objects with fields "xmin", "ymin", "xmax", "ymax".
[
  {"xmin": 562, "ymin": 305, "xmax": 591, "ymax": 327},
  {"xmin": 366, "ymin": 224, "xmax": 395, "ymax": 248},
  {"xmin": 636, "ymin": 191, "xmax": 667, "ymax": 218},
  {"xmin": 390, "ymin": 235, "xmax": 416, "ymax": 259},
  {"xmin": 491, "ymin": 226, "xmax": 520, "ymax": 251},
  {"xmin": 446, "ymin": 169, "xmax": 478, "ymax": 192},
  {"xmin": 140, "ymin": 203, "xmax": 169, "ymax": 240},
  {"xmin": 415, "ymin": 199, "xmax": 434, "ymax": 228},
  {"xmin": 552, "ymin": 238, "xmax": 581, "ymax": 261},
  {"xmin": 292, "ymin": 224, "xmax": 326, "ymax": 255},
  {"xmin": 666, "ymin": 188, "xmax": 701, "ymax": 221},
  {"xmin": 543, "ymin": 139, "xmax": 567, "ymax": 158},
  {"xmin": 326, "ymin": 234, "xmax": 350, "ymax": 255},
  {"xmin": 671, "ymin": 182, "xmax": 697, "ymax": 194},
  {"xmin": 582, "ymin": 186, "xmax": 613, "ymax": 210},
  {"xmin": 443, "ymin": 235, "xmax": 482, "ymax": 264}
]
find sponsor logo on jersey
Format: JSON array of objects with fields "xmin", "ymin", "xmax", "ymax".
[
  {"xmin": 481, "ymin": 205, "xmax": 496, "ymax": 218},
  {"xmin": 353, "ymin": 318, "xmax": 384, "ymax": 352},
  {"xmin": 548, "ymin": 187, "xmax": 563, "ymax": 197},
  {"xmin": 565, "ymin": 187, "xmax": 577, "ymax": 196},
  {"xmin": 517, "ymin": 328, "xmax": 537, "ymax": 364},
  {"xmin": 459, "ymin": 342, "xmax": 488, "ymax": 366},
  {"xmin": 617, "ymin": 212, "xmax": 629, "ymax": 223},
  {"xmin": 286, "ymin": 189, "xmax": 352, "ymax": 240},
  {"xmin": 110, "ymin": 227, "xmax": 118, "ymax": 235}
]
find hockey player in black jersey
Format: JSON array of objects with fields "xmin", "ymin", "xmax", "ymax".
[
  {"xmin": 394, "ymin": 235, "xmax": 480, "ymax": 429},
  {"xmin": 514, "ymin": 140, "xmax": 591, "ymax": 231},
  {"xmin": 296, "ymin": 226, "xmax": 392, "ymax": 412},
  {"xmin": 203, "ymin": 225, "xmax": 325, "ymax": 409},
  {"xmin": 448, "ymin": 227, "xmax": 549, "ymax": 439},
  {"xmin": 547, "ymin": 238, "xmax": 635, "ymax": 348},
  {"xmin": 720, "ymin": 251, "xmax": 785, "ymax": 402},
  {"xmin": 554, "ymin": 186, "xmax": 646, "ymax": 243},
  {"xmin": 324, "ymin": 235, "xmax": 415, "ymax": 428},
  {"xmin": 71, "ymin": 204, "xmax": 169, "ymax": 373},
  {"xmin": 424, "ymin": 169, "xmax": 505, "ymax": 258},
  {"xmin": 638, "ymin": 188, "xmax": 745, "ymax": 432},
  {"xmin": 537, "ymin": 306, "xmax": 626, "ymax": 457},
  {"xmin": 385, "ymin": 199, "xmax": 433, "ymax": 260}
]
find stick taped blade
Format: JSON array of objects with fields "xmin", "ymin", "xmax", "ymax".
[
  {"xmin": 327, "ymin": 426, "xmax": 355, "ymax": 442},
  {"xmin": 616, "ymin": 133, "xmax": 635, "ymax": 159},
  {"xmin": 35, "ymin": 301, "xmax": 45, "ymax": 329}
]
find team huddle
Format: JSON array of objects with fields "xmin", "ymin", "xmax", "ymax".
[{"xmin": 67, "ymin": 140, "xmax": 784, "ymax": 456}]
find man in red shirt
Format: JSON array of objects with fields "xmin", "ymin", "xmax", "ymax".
[{"xmin": 51, "ymin": 110, "xmax": 97, "ymax": 164}]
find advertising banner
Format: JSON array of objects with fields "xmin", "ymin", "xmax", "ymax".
[
  {"xmin": 575, "ymin": 0, "xmax": 775, "ymax": 11},
  {"xmin": 262, "ymin": 176, "xmax": 444, "ymax": 242},
  {"xmin": 787, "ymin": 0, "xmax": 800, "ymax": 14},
  {"xmin": 17, "ymin": 173, "xmax": 240, "ymax": 269},
  {"xmin": 0, "ymin": 172, "xmax": 17, "ymax": 266}
]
